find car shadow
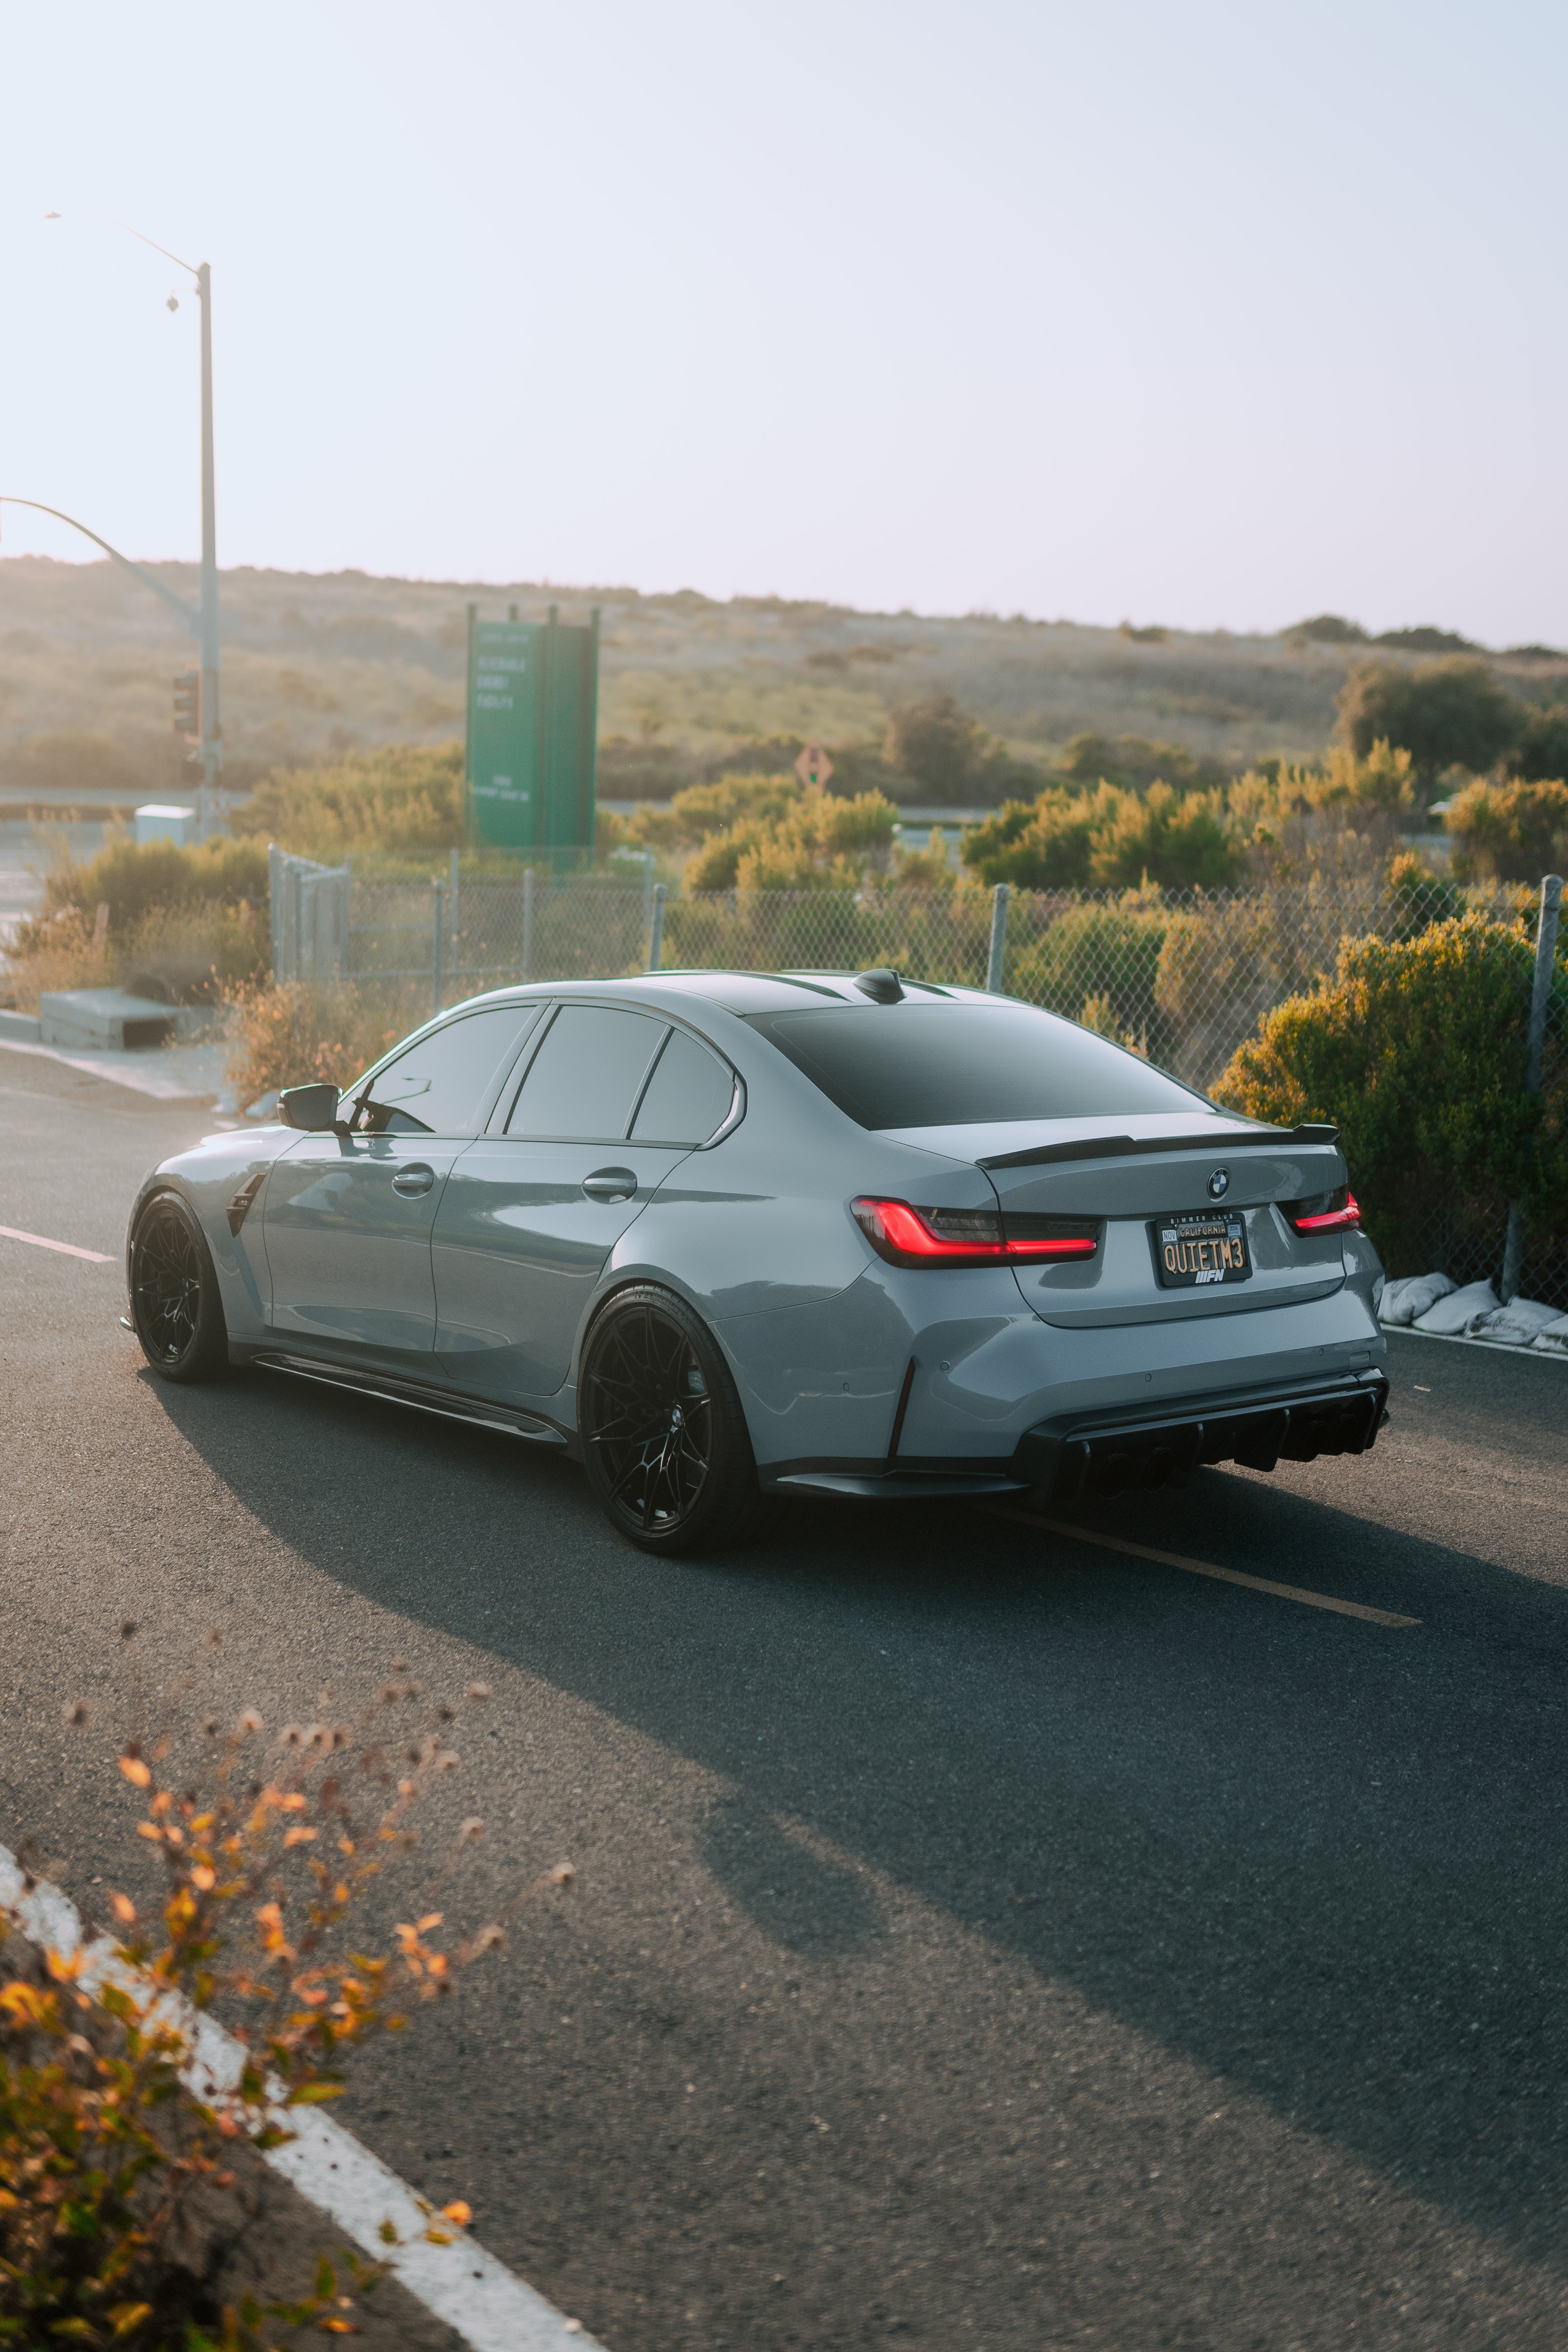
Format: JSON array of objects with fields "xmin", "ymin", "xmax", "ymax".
[{"xmin": 147, "ymin": 1361, "xmax": 1568, "ymax": 2270}]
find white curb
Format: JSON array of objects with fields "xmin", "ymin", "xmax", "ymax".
[
  {"xmin": 0, "ymin": 1844, "xmax": 604, "ymax": 2351},
  {"xmin": 1385, "ymin": 1324, "xmax": 1568, "ymax": 1364}
]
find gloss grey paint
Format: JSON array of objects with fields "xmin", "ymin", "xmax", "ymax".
[{"xmin": 125, "ymin": 975, "xmax": 1387, "ymax": 1485}]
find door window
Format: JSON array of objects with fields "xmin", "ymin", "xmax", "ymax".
[
  {"xmin": 630, "ymin": 1028, "xmax": 734, "ymax": 1144},
  {"xmin": 351, "ymin": 1007, "xmax": 536, "ymax": 1136},
  {"xmin": 505, "ymin": 1006, "xmax": 665, "ymax": 1140}
]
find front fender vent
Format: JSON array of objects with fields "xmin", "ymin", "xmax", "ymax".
[{"xmin": 226, "ymin": 1172, "xmax": 266, "ymax": 1236}]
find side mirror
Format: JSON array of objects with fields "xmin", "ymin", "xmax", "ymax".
[{"xmin": 278, "ymin": 1082, "xmax": 343, "ymax": 1133}]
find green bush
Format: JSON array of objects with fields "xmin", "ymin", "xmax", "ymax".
[
  {"xmin": 884, "ymin": 694, "xmax": 982, "ymax": 797},
  {"xmin": 1010, "ymin": 889, "xmax": 1171, "ymax": 1059},
  {"xmin": 1285, "ymin": 615, "xmax": 1367, "ymax": 646},
  {"xmin": 1336, "ymin": 658, "xmax": 1520, "ymax": 787},
  {"xmin": 5, "ymin": 835, "xmax": 272, "ymax": 1008},
  {"xmin": 684, "ymin": 788, "xmax": 900, "ymax": 892},
  {"xmin": 1055, "ymin": 733, "xmax": 1230, "ymax": 793},
  {"xmin": 1445, "ymin": 777, "xmax": 1568, "ymax": 882},
  {"xmin": 234, "ymin": 743, "xmax": 465, "ymax": 856},
  {"xmin": 1155, "ymin": 898, "xmax": 1286, "ymax": 1086},
  {"xmin": 963, "ymin": 782, "xmax": 1245, "ymax": 891},
  {"xmin": 1371, "ymin": 625, "xmax": 1480, "ymax": 653},
  {"xmin": 1384, "ymin": 848, "xmax": 1466, "ymax": 936},
  {"xmin": 27, "ymin": 834, "xmax": 270, "ymax": 939},
  {"xmin": 1212, "ymin": 914, "xmax": 1568, "ymax": 1273},
  {"xmin": 622, "ymin": 771, "xmax": 802, "ymax": 859},
  {"xmin": 1512, "ymin": 702, "xmax": 1568, "ymax": 783},
  {"xmin": 880, "ymin": 695, "xmax": 1041, "ymax": 806}
]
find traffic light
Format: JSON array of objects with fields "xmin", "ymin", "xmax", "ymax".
[{"xmin": 173, "ymin": 671, "xmax": 200, "ymax": 743}]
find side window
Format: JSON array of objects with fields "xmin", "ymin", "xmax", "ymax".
[
  {"xmin": 631, "ymin": 1029, "xmax": 734, "ymax": 1144},
  {"xmin": 353, "ymin": 1007, "xmax": 535, "ymax": 1136},
  {"xmin": 506, "ymin": 1006, "xmax": 665, "ymax": 1140}
]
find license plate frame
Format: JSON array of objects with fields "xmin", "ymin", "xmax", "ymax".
[{"xmin": 1151, "ymin": 1210, "xmax": 1252, "ymax": 1289}]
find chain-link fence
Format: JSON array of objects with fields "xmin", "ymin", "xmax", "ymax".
[{"xmin": 279, "ymin": 861, "xmax": 1566, "ymax": 1308}]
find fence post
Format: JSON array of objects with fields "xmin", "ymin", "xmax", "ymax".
[
  {"xmin": 987, "ymin": 883, "xmax": 1010, "ymax": 993},
  {"xmin": 521, "ymin": 866, "xmax": 533, "ymax": 980},
  {"xmin": 648, "ymin": 881, "xmax": 666, "ymax": 974},
  {"xmin": 268, "ymin": 843, "xmax": 285, "ymax": 981},
  {"xmin": 448, "ymin": 847, "xmax": 459, "ymax": 986},
  {"xmin": 1501, "ymin": 872, "xmax": 1563, "ymax": 1301},
  {"xmin": 431, "ymin": 878, "xmax": 446, "ymax": 1019}
]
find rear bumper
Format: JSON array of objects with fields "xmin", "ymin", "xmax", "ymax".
[
  {"xmin": 1011, "ymin": 1367, "xmax": 1389, "ymax": 1501},
  {"xmin": 760, "ymin": 1367, "xmax": 1388, "ymax": 1501}
]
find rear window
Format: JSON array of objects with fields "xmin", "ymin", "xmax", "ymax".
[
  {"xmin": 631, "ymin": 1029, "xmax": 734, "ymax": 1144},
  {"xmin": 507, "ymin": 1006, "xmax": 666, "ymax": 1140},
  {"xmin": 744, "ymin": 1002, "xmax": 1200, "ymax": 1128}
]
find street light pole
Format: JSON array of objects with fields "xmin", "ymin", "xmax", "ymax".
[
  {"xmin": 196, "ymin": 261, "xmax": 220, "ymax": 829},
  {"xmin": 45, "ymin": 213, "xmax": 222, "ymax": 832}
]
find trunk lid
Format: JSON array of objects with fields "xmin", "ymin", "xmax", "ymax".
[{"xmin": 884, "ymin": 1110, "xmax": 1351, "ymax": 1327}]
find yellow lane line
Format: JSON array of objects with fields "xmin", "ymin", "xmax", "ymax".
[
  {"xmin": 0, "ymin": 1223, "xmax": 114, "ymax": 1265},
  {"xmin": 986, "ymin": 1507, "xmax": 1420, "ymax": 1628}
]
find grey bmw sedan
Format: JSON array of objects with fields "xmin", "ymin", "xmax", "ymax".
[{"xmin": 125, "ymin": 969, "xmax": 1389, "ymax": 1554}]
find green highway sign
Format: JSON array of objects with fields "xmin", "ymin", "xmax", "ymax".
[{"xmin": 465, "ymin": 604, "xmax": 599, "ymax": 852}]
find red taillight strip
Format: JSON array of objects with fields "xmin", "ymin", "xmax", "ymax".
[
  {"xmin": 1289, "ymin": 1188, "xmax": 1362, "ymax": 1235},
  {"xmin": 851, "ymin": 1197, "xmax": 1098, "ymax": 1266},
  {"xmin": 1007, "ymin": 1232, "xmax": 1100, "ymax": 1260}
]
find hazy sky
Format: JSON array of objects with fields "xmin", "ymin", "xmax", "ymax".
[{"xmin": 3, "ymin": 2, "xmax": 1563, "ymax": 641}]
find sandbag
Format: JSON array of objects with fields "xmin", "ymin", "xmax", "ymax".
[
  {"xmin": 1531, "ymin": 1314, "xmax": 1568, "ymax": 1355},
  {"xmin": 1471, "ymin": 1298, "xmax": 1562, "ymax": 1347},
  {"xmin": 1380, "ymin": 1270, "xmax": 1458, "ymax": 1326},
  {"xmin": 1414, "ymin": 1279, "xmax": 1500, "ymax": 1335}
]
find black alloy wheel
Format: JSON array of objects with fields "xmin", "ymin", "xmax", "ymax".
[
  {"xmin": 579, "ymin": 1285, "xmax": 766, "ymax": 1556},
  {"xmin": 129, "ymin": 1193, "xmax": 228, "ymax": 1383}
]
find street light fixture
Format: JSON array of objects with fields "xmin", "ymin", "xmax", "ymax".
[{"xmin": 42, "ymin": 212, "xmax": 223, "ymax": 830}]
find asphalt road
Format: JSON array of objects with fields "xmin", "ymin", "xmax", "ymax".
[{"xmin": 3, "ymin": 1041, "xmax": 1567, "ymax": 2351}]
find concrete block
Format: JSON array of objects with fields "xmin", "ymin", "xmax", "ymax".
[
  {"xmin": 0, "ymin": 1009, "xmax": 43, "ymax": 1043},
  {"xmin": 135, "ymin": 804, "xmax": 198, "ymax": 847},
  {"xmin": 38, "ymin": 989, "xmax": 177, "ymax": 1051}
]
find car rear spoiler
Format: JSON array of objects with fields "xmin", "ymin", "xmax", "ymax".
[{"xmin": 978, "ymin": 1123, "xmax": 1340, "ymax": 1172}]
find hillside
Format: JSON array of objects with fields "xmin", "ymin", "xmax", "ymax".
[{"xmin": 4, "ymin": 556, "xmax": 1566, "ymax": 810}]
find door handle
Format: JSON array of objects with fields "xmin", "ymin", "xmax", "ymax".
[
  {"xmin": 582, "ymin": 1167, "xmax": 637, "ymax": 1203},
  {"xmin": 392, "ymin": 1164, "xmax": 436, "ymax": 1196}
]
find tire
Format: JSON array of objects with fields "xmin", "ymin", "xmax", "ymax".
[
  {"xmin": 129, "ymin": 1191, "xmax": 229, "ymax": 1383},
  {"xmin": 579, "ymin": 1283, "xmax": 768, "ymax": 1557}
]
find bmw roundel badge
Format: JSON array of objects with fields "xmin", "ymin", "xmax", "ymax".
[{"xmin": 1208, "ymin": 1167, "xmax": 1230, "ymax": 1199}]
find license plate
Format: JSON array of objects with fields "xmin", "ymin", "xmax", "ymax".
[{"xmin": 1153, "ymin": 1212, "xmax": 1252, "ymax": 1288}]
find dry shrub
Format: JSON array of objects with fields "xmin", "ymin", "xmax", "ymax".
[
  {"xmin": 2, "ymin": 904, "xmax": 269, "ymax": 1018},
  {"xmin": 1, "ymin": 1631, "xmax": 571, "ymax": 2349},
  {"xmin": 115, "ymin": 906, "xmax": 269, "ymax": 1009},
  {"xmin": 2, "ymin": 836, "xmax": 272, "ymax": 1016},
  {"xmin": 223, "ymin": 982, "xmax": 410, "ymax": 1106},
  {"xmin": 0, "ymin": 905, "xmax": 108, "ymax": 1013}
]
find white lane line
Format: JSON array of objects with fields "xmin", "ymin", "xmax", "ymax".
[
  {"xmin": 1387, "ymin": 1325, "xmax": 1568, "ymax": 1366},
  {"xmin": 0, "ymin": 1222, "xmax": 114, "ymax": 1264},
  {"xmin": 986, "ymin": 1509, "xmax": 1421, "ymax": 1628},
  {"xmin": 0, "ymin": 1843, "xmax": 604, "ymax": 2352}
]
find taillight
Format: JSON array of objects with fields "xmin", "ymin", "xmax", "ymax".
[
  {"xmin": 851, "ymin": 1197, "xmax": 1100, "ymax": 1267},
  {"xmin": 1285, "ymin": 1186, "xmax": 1362, "ymax": 1235}
]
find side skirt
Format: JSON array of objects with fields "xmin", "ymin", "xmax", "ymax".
[
  {"xmin": 233, "ymin": 1347, "xmax": 572, "ymax": 1450},
  {"xmin": 761, "ymin": 1455, "xmax": 1027, "ymax": 1501}
]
